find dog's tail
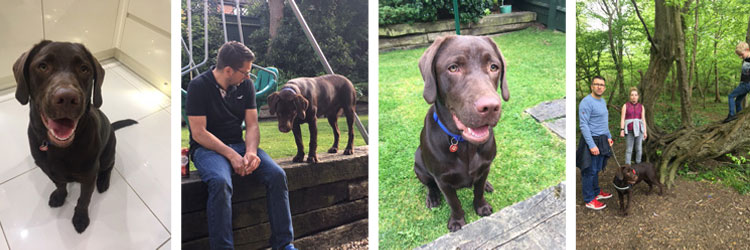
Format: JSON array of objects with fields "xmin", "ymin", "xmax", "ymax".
[{"xmin": 112, "ymin": 119, "xmax": 138, "ymax": 130}]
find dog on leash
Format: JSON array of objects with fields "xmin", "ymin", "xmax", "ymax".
[{"xmin": 612, "ymin": 162, "xmax": 664, "ymax": 216}]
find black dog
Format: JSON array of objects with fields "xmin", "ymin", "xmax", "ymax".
[
  {"xmin": 413, "ymin": 35, "xmax": 510, "ymax": 232},
  {"xmin": 13, "ymin": 40, "xmax": 137, "ymax": 233},
  {"xmin": 612, "ymin": 162, "xmax": 664, "ymax": 216},
  {"xmin": 267, "ymin": 74, "xmax": 357, "ymax": 163}
]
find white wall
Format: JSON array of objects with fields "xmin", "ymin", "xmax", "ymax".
[
  {"xmin": 0, "ymin": 0, "xmax": 170, "ymax": 96},
  {"xmin": 117, "ymin": 0, "xmax": 171, "ymax": 95},
  {"xmin": 0, "ymin": 0, "xmax": 44, "ymax": 87}
]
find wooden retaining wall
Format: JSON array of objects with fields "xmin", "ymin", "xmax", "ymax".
[
  {"xmin": 181, "ymin": 146, "xmax": 368, "ymax": 249},
  {"xmin": 379, "ymin": 12, "xmax": 537, "ymax": 51}
]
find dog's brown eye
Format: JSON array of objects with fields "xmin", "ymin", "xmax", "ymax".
[
  {"xmin": 448, "ymin": 65, "xmax": 459, "ymax": 72},
  {"xmin": 80, "ymin": 65, "xmax": 89, "ymax": 73},
  {"xmin": 38, "ymin": 63, "xmax": 48, "ymax": 71},
  {"xmin": 490, "ymin": 64, "xmax": 499, "ymax": 72}
]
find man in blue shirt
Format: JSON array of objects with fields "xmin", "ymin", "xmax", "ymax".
[
  {"xmin": 186, "ymin": 41, "xmax": 298, "ymax": 250},
  {"xmin": 578, "ymin": 76, "xmax": 614, "ymax": 210},
  {"xmin": 723, "ymin": 42, "xmax": 750, "ymax": 123}
]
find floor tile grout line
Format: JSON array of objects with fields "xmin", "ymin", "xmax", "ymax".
[
  {"xmin": 113, "ymin": 166, "xmax": 171, "ymax": 234},
  {"xmin": 156, "ymin": 237, "xmax": 171, "ymax": 250},
  {"xmin": 106, "ymin": 60, "xmax": 170, "ymax": 109},
  {"xmin": 133, "ymin": 105, "xmax": 170, "ymax": 122},
  {"xmin": 0, "ymin": 220, "xmax": 10, "ymax": 250},
  {"xmin": 0, "ymin": 167, "xmax": 37, "ymax": 186}
]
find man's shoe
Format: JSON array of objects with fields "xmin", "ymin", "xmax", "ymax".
[
  {"xmin": 596, "ymin": 191, "xmax": 612, "ymax": 200},
  {"xmin": 585, "ymin": 199, "xmax": 606, "ymax": 210},
  {"xmin": 723, "ymin": 115, "xmax": 737, "ymax": 123},
  {"xmin": 284, "ymin": 244, "xmax": 299, "ymax": 250}
]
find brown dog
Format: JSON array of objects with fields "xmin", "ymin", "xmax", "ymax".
[
  {"xmin": 612, "ymin": 162, "xmax": 664, "ymax": 216},
  {"xmin": 267, "ymin": 74, "xmax": 356, "ymax": 163},
  {"xmin": 413, "ymin": 35, "xmax": 510, "ymax": 232},
  {"xmin": 13, "ymin": 40, "xmax": 136, "ymax": 233}
]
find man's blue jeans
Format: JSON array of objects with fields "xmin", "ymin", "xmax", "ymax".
[
  {"xmin": 728, "ymin": 82, "xmax": 750, "ymax": 116},
  {"xmin": 581, "ymin": 154, "xmax": 608, "ymax": 203},
  {"xmin": 193, "ymin": 143, "xmax": 294, "ymax": 250}
]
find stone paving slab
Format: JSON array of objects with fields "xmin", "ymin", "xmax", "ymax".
[
  {"xmin": 416, "ymin": 182, "xmax": 566, "ymax": 250},
  {"xmin": 526, "ymin": 98, "xmax": 565, "ymax": 122},
  {"xmin": 544, "ymin": 117, "xmax": 566, "ymax": 140},
  {"xmin": 526, "ymin": 98, "xmax": 566, "ymax": 140}
]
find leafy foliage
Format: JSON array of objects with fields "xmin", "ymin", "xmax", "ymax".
[
  {"xmin": 379, "ymin": 0, "xmax": 493, "ymax": 25},
  {"xmin": 181, "ymin": 0, "xmax": 368, "ymax": 93}
]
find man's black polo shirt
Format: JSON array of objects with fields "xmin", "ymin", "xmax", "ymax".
[{"xmin": 186, "ymin": 67, "xmax": 256, "ymax": 155}]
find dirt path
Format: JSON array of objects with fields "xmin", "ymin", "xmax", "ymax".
[{"xmin": 576, "ymin": 144, "xmax": 750, "ymax": 248}]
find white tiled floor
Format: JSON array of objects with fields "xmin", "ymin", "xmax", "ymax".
[{"xmin": 0, "ymin": 60, "xmax": 170, "ymax": 249}]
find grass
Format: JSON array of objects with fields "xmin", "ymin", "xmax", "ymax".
[
  {"xmin": 378, "ymin": 28, "xmax": 566, "ymax": 248},
  {"xmin": 678, "ymin": 154, "xmax": 750, "ymax": 195},
  {"xmin": 181, "ymin": 115, "xmax": 368, "ymax": 171}
]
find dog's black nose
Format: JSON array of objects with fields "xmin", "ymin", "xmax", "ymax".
[{"xmin": 52, "ymin": 88, "xmax": 82, "ymax": 109}]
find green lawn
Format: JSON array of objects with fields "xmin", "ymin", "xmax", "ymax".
[
  {"xmin": 181, "ymin": 115, "xmax": 368, "ymax": 170},
  {"xmin": 378, "ymin": 28, "xmax": 566, "ymax": 248}
]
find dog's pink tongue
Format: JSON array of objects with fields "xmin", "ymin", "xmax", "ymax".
[
  {"xmin": 48, "ymin": 118, "xmax": 75, "ymax": 139},
  {"xmin": 467, "ymin": 125, "xmax": 490, "ymax": 137}
]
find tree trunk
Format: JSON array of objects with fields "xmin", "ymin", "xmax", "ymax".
[
  {"xmin": 671, "ymin": 62, "xmax": 677, "ymax": 102},
  {"xmin": 267, "ymin": 0, "xmax": 284, "ymax": 52},
  {"xmin": 714, "ymin": 41, "xmax": 721, "ymax": 102},
  {"xmin": 688, "ymin": 0, "xmax": 702, "ymax": 100},
  {"xmin": 601, "ymin": 0, "xmax": 625, "ymax": 105},
  {"xmin": 675, "ymin": 4, "xmax": 692, "ymax": 128},
  {"xmin": 644, "ymin": 112, "xmax": 750, "ymax": 188},
  {"xmin": 714, "ymin": 18, "xmax": 723, "ymax": 103}
]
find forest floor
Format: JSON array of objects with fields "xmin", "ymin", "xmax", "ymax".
[{"xmin": 576, "ymin": 97, "xmax": 750, "ymax": 248}]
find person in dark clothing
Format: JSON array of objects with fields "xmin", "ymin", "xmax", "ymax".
[
  {"xmin": 723, "ymin": 42, "xmax": 750, "ymax": 123},
  {"xmin": 186, "ymin": 41, "xmax": 298, "ymax": 250}
]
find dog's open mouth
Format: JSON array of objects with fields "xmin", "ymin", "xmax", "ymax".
[
  {"xmin": 41, "ymin": 114, "xmax": 78, "ymax": 147},
  {"xmin": 452, "ymin": 114, "xmax": 492, "ymax": 144}
]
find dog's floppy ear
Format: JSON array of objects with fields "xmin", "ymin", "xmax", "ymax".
[
  {"xmin": 267, "ymin": 92, "xmax": 279, "ymax": 115},
  {"xmin": 419, "ymin": 36, "xmax": 451, "ymax": 104},
  {"xmin": 484, "ymin": 36, "xmax": 509, "ymax": 102},
  {"xmin": 615, "ymin": 165, "xmax": 626, "ymax": 179},
  {"xmin": 13, "ymin": 40, "xmax": 51, "ymax": 105},
  {"xmin": 78, "ymin": 43, "xmax": 105, "ymax": 108},
  {"xmin": 294, "ymin": 95, "xmax": 309, "ymax": 120}
]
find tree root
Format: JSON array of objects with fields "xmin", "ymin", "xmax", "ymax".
[{"xmin": 645, "ymin": 111, "xmax": 750, "ymax": 188}]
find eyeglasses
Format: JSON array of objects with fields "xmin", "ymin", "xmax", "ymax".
[
  {"xmin": 234, "ymin": 68, "xmax": 251, "ymax": 76},
  {"xmin": 592, "ymin": 83, "xmax": 606, "ymax": 87}
]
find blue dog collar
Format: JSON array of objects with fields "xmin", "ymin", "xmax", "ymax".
[{"xmin": 433, "ymin": 112, "xmax": 464, "ymax": 142}]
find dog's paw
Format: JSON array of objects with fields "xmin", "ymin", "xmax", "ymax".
[
  {"xmin": 292, "ymin": 154, "xmax": 305, "ymax": 163},
  {"xmin": 96, "ymin": 172, "xmax": 111, "ymax": 193},
  {"xmin": 484, "ymin": 181, "xmax": 494, "ymax": 193},
  {"xmin": 48, "ymin": 188, "xmax": 68, "ymax": 207},
  {"xmin": 343, "ymin": 148, "xmax": 353, "ymax": 155},
  {"xmin": 447, "ymin": 217, "xmax": 466, "ymax": 232},
  {"xmin": 307, "ymin": 155, "xmax": 319, "ymax": 164},
  {"xmin": 72, "ymin": 210, "xmax": 90, "ymax": 233},
  {"xmin": 328, "ymin": 147, "xmax": 338, "ymax": 153},
  {"xmin": 474, "ymin": 200, "xmax": 493, "ymax": 216},
  {"xmin": 426, "ymin": 191, "xmax": 442, "ymax": 208}
]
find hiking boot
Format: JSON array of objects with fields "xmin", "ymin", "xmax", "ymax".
[
  {"xmin": 723, "ymin": 115, "xmax": 737, "ymax": 123},
  {"xmin": 596, "ymin": 191, "xmax": 612, "ymax": 200},
  {"xmin": 585, "ymin": 199, "xmax": 606, "ymax": 210}
]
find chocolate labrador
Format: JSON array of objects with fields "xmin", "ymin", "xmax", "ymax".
[
  {"xmin": 267, "ymin": 74, "xmax": 356, "ymax": 163},
  {"xmin": 612, "ymin": 162, "xmax": 664, "ymax": 216},
  {"xmin": 13, "ymin": 40, "xmax": 137, "ymax": 233},
  {"xmin": 413, "ymin": 35, "xmax": 510, "ymax": 232}
]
